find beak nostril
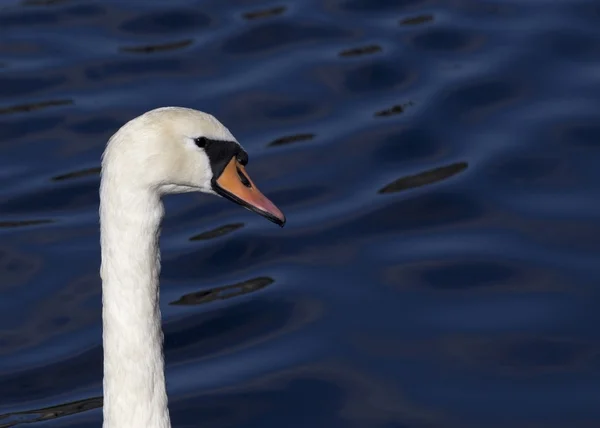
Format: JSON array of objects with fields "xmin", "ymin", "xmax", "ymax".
[{"xmin": 236, "ymin": 166, "xmax": 252, "ymax": 188}]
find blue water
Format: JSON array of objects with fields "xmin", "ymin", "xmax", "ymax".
[{"xmin": 1, "ymin": 0, "xmax": 600, "ymax": 427}]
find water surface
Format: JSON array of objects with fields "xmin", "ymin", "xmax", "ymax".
[{"xmin": 1, "ymin": 0, "xmax": 600, "ymax": 427}]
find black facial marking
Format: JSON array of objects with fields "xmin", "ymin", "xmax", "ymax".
[{"xmin": 201, "ymin": 138, "xmax": 248, "ymax": 180}]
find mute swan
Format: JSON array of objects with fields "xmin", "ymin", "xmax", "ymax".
[{"xmin": 100, "ymin": 107, "xmax": 285, "ymax": 428}]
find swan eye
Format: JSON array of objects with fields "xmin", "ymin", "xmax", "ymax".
[
  {"xmin": 194, "ymin": 137, "xmax": 208, "ymax": 148},
  {"xmin": 236, "ymin": 151, "xmax": 248, "ymax": 165},
  {"xmin": 236, "ymin": 165, "xmax": 251, "ymax": 188}
]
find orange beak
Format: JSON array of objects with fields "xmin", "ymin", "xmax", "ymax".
[{"xmin": 212, "ymin": 157, "xmax": 286, "ymax": 227}]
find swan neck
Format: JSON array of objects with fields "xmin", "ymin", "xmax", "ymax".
[{"xmin": 100, "ymin": 181, "xmax": 170, "ymax": 428}]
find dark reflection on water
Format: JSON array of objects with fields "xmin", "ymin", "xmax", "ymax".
[
  {"xmin": 242, "ymin": 6, "xmax": 287, "ymax": 21},
  {"xmin": 267, "ymin": 133, "xmax": 316, "ymax": 147},
  {"xmin": 378, "ymin": 162, "xmax": 468, "ymax": 194},
  {"xmin": 120, "ymin": 39, "xmax": 193, "ymax": 55},
  {"xmin": 374, "ymin": 101, "xmax": 414, "ymax": 117},
  {"xmin": 52, "ymin": 167, "xmax": 100, "ymax": 181},
  {"xmin": 1, "ymin": 0, "xmax": 600, "ymax": 427},
  {"xmin": 0, "ymin": 100, "xmax": 73, "ymax": 115},
  {"xmin": 170, "ymin": 276, "xmax": 273, "ymax": 305},
  {"xmin": 339, "ymin": 44, "xmax": 382, "ymax": 58},
  {"xmin": 189, "ymin": 223, "xmax": 245, "ymax": 242},
  {"xmin": 0, "ymin": 397, "xmax": 102, "ymax": 428},
  {"xmin": 400, "ymin": 15, "xmax": 434, "ymax": 26}
]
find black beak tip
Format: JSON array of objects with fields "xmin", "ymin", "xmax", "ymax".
[{"xmin": 266, "ymin": 213, "xmax": 286, "ymax": 227}]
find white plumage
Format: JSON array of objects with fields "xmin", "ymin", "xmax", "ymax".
[{"xmin": 100, "ymin": 107, "xmax": 284, "ymax": 428}]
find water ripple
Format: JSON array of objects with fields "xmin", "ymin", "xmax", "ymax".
[{"xmin": 1, "ymin": 0, "xmax": 600, "ymax": 426}]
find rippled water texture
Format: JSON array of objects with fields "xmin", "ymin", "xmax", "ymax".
[{"xmin": 1, "ymin": 0, "xmax": 600, "ymax": 427}]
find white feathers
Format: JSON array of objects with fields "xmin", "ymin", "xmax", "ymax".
[{"xmin": 100, "ymin": 107, "xmax": 238, "ymax": 428}]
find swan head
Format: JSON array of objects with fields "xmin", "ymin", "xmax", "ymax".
[{"xmin": 102, "ymin": 107, "xmax": 285, "ymax": 226}]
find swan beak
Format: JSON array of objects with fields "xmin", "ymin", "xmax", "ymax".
[{"xmin": 213, "ymin": 157, "xmax": 286, "ymax": 227}]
